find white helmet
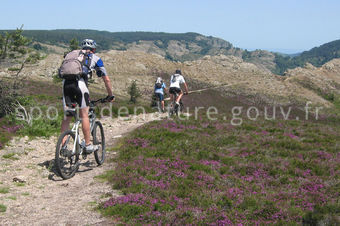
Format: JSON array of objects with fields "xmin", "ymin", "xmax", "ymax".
[{"xmin": 81, "ymin": 39, "xmax": 97, "ymax": 49}]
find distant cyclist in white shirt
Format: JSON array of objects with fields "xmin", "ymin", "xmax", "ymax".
[{"xmin": 169, "ymin": 69, "xmax": 189, "ymax": 107}]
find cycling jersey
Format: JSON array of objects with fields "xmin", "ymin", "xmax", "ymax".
[
  {"xmin": 170, "ymin": 74, "xmax": 185, "ymax": 89},
  {"xmin": 154, "ymin": 82, "xmax": 166, "ymax": 95},
  {"xmin": 87, "ymin": 53, "xmax": 107, "ymax": 77}
]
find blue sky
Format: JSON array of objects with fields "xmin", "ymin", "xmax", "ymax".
[{"xmin": 1, "ymin": 0, "xmax": 339, "ymax": 53}]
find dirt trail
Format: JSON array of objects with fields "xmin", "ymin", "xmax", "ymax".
[{"xmin": 0, "ymin": 113, "xmax": 165, "ymax": 225}]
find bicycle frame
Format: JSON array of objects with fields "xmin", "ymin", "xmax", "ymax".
[
  {"xmin": 70, "ymin": 106, "xmax": 98, "ymax": 155},
  {"xmin": 66, "ymin": 97, "xmax": 105, "ymax": 156},
  {"xmin": 170, "ymin": 92, "xmax": 183, "ymax": 110},
  {"xmin": 71, "ymin": 119, "xmax": 81, "ymax": 155}
]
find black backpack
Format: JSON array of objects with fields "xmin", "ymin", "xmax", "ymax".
[{"xmin": 155, "ymin": 77, "xmax": 163, "ymax": 89}]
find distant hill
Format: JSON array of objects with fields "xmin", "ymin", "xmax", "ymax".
[
  {"xmin": 274, "ymin": 39, "xmax": 340, "ymax": 74},
  {"xmin": 18, "ymin": 29, "xmax": 241, "ymax": 61},
  {"xmin": 6, "ymin": 29, "xmax": 274, "ymax": 72},
  {"xmin": 3, "ymin": 29, "xmax": 339, "ymax": 75}
]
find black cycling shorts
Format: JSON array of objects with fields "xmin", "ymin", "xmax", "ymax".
[
  {"xmin": 62, "ymin": 79, "xmax": 90, "ymax": 111},
  {"xmin": 169, "ymin": 87, "xmax": 182, "ymax": 95}
]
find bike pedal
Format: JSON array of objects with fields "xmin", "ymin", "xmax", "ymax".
[{"xmin": 82, "ymin": 153, "xmax": 87, "ymax": 160}]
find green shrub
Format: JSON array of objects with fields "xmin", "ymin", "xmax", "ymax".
[
  {"xmin": 8, "ymin": 67, "xmax": 20, "ymax": 71},
  {"xmin": 0, "ymin": 187, "xmax": 10, "ymax": 194},
  {"xmin": 101, "ymin": 204, "xmax": 150, "ymax": 220},
  {"xmin": 128, "ymin": 80, "xmax": 141, "ymax": 104},
  {"xmin": 0, "ymin": 80, "xmax": 20, "ymax": 118},
  {"xmin": 2, "ymin": 153, "xmax": 19, "ymax": 160},
  {"xmin": 0, "ymin": 204, "xmax": 7, "ymax": 212}
]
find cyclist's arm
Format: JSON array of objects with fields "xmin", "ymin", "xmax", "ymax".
[
  {"xmin": 183, "ymin": 82, "xmax": 189, "ymax": 94},
  {"xmin": 94, "ymin": 58, "xmax": 114, "ymax": 101},
  {"xmin": 102, "ymin": 75, "xmax": 114, "ymax": 99}
]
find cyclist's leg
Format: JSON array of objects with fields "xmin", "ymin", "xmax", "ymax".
[
  {"xmin": 61, "ymin": 116, "xmax": 72, "ymax": 145},
  {"xmin": 80, "ymin": 107, "xmax": 91, "ymax": 145},
  {"xmin": 155, "ymin": 93, "xmax": 161, "ymax": 109},
  {"xmin": 161, "ymin": 100, "xmax": 165, "ymax": 111},
  {"xmin": 61, "ymin": 116, "xmax": 72, "ymax": 133},
  {"xmin": 176, "ymin": 89, "xmax": 183, "ymax": 104},
  {"xmin": 61, "ymin": 97, "xmax": 73, "ymax": 133},
  {"xmin": 61, "ymin": 81, "xmax": 76, "ymax": 144},
  {"xmin": 159, "ymin": 93, "xmax": 165, "ymax": 111},
  {"xmin": 77, "ymin": 79, "xmax": 91, "ymax": 145},
  {"xmin": 169, "ymin": 88, "xmax": 177, "ymax": 105}
]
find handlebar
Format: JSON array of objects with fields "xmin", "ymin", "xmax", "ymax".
[{"xmin": 90, "ymin": 95, "xmax": 115, "ymax": 106}]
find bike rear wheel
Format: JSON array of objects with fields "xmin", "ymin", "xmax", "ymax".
[
  {"xmin": 169, "ymin": 102, "xmax": 175, "ymax": 116},
  {"xmin": 55, "ymin": 130, "xmax": 80, "ymax": 179},
  {"xmin": 93, "ymin": 121, "xmax": 106, "ymax": 165},
  {"xmin": 179, "ymin": 100, "xmax": 184, "ymax": 113},
  {"xmin": 174, "ymin": 99, "xmax": 184, "ymax": 116},
  {"xmin": 175, "ymin": 103, "xmax": 180, "ymax": 116},
  {"xmin": 156, "ymin": 99, "xmax": 162, "ymax": 112}
]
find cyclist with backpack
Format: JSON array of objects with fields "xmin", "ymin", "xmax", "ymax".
[
  {"xmin": 154, "ymin": 77, "xmax": 167, "ymax": 112},
  {"xmin": 59, "ymin": 39, "xmax": 114, "ymax": 153},
  {"xmin": 169, "ymin": 69, "xmax": 188, "ymax": 108}
]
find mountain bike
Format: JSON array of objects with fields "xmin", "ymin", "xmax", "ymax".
[
  {"xmin": 55, "ymin": 97, "xmax": 111, "ymax": 179},
  {"xmin": 169, "ymin": 92, "xmax": 185, "ymax": 116}
]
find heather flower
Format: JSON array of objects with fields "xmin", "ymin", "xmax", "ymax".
[
  {"xmin": 169, "ymin": 158, "xmax": 190, "ymax": 169},
  {"xmin": 103, "ymin": 193, "xmax": 148, "ymax": 208},
  {"xmin": 2, "ymin": 125, "xmax": 22, "ymax": 133},
  {"xmin": 144, "ymin": 179, "xmax": 169, "ymax": 189},
  {"xmin": 127, "ymin": 137, "xmax": 149, "ymax": 148},
  {"xmin": 285, "ymin": 133, "xmax": 299, "ymax": 139},
  {"xmin": 201, "ymin": 122, "xmax": 210, "ymax": 128},
  {"xmin": 209, "ymin": 213, "xmax": 233, "ymax": 225},
  {"xmin": 255, "ymin": 130, "xmax": 269, "ymax": 136},
  {"xmin": 200, "ymin": 160, "xmax": 221, "ymax": 167},
  {"xmin": 316, "ymin": 151, "xmax": 332, "ymax": 160},
  {"xmin": 302, "ymin": 169, "xmax": 311, "ymax": 177},
  {"xmin": 102, "ymin": 114, "xmax": 340, "ymax": 224},
  {"xmin": 172, "ymin": 170, "xmax": 186, "ymax": 178},
  {"xmin": 214, "ymin": 123, "xmax": 224, "ymax": 130},
  {"xmin": 241, "ymin": 175, "xmax": 254, "ymax": 182}
]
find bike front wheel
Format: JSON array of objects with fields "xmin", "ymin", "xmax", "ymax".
[
  {"xmin": 93, "ymin": 121, "xmax": 106, "ymax": 165},
  {"xmin": 55, "ymin": 130, "xmax": 80, "ymax": 179}
]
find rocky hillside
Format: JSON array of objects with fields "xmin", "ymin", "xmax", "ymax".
[
  {"xmin": 14, "ymin": 29, "xmax": 276, "ymax": 73},
  {"xmin": 1, "ymin": 43, "xmax": 340, "ymax": 109},
  {"xmin": 101, "ymin": 50, "xmax": 340, "ymax": 107},
  {"xmin": 20, "ymin": 30, "xmax": 238, "ymax": 61}
]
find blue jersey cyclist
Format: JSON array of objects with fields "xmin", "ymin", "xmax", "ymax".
[
  {"xmin": 154, "ymin": 77, "xmax": 167, "ymax": 112},
  {"xmin": 61, "ymin": 39, "xmax": 114, "ymax": 153}
]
